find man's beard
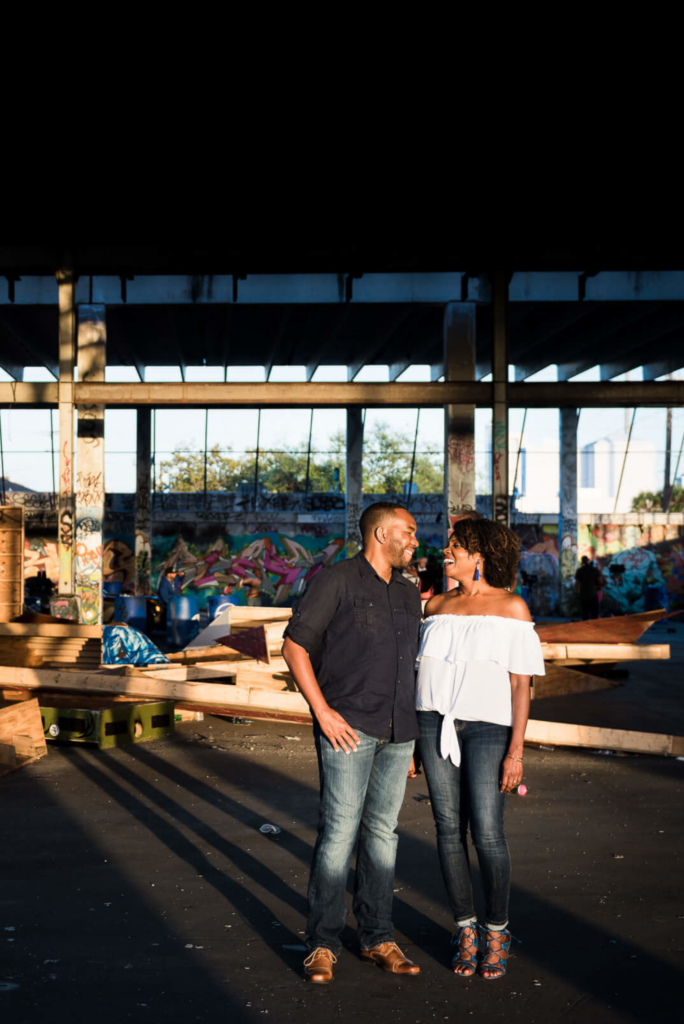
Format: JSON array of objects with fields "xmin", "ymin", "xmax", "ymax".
[{"xmin": 387, "ymin": 536, "xmax": 410, "ymax": 570}]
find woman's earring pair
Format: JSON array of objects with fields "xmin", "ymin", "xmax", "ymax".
[{"xmin": 473, "ymin": 559, "xmax": 481, "ymax": 582}]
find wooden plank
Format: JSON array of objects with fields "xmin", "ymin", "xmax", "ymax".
[
  {"xmin": 0, "ymin": 623, "xmax": 101, "ymax": 638},
  {"xmin": 525, "ymin": 719, "xmax": 683, "ymax": 756},
  {"xmin": 0, "ymin": 665, "xmax": 248, "ymax": 706},
  {"xmin": 166, "ymin": 646, "xmax": 243, "ymax": 664},
  {"xmin": 541, "ymin": 643, "xmax": 670, "ymax": 661},
  {"xmin": 0, "ymin": 664, "xmax": 311, "ymax": 715},
  {"xmin": 124, "ymin": 665, "xmax": 237, "ymax": 683},
  {"xmin": 229, "ymin": 607, "xmax": 292, "ymax": 622}
]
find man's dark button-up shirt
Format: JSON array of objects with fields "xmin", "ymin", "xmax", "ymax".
[{"xmin": 283, "ymin": 553, "xmax": 421, "ymax": 743}]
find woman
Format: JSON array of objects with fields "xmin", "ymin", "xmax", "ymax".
[{"xmin": 416, "ymin": 517, "xmax": 544, "ymax": 980}]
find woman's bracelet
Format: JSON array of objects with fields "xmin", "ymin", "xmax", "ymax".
[{"xmin": 504, "ymin": 754, "xmax": 524, "ymax": 762}]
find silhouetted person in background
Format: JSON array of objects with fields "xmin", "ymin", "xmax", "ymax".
[{"xmin": 575, "ymin": 556, "xmax": 601, "ymax": 619}]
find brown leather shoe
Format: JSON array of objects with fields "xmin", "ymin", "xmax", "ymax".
[
  {"xmin": 360, "ymin": 941, "xmax": 421, "ymax": 974},
  {"xmin": 303, "ymin": 947, "xmax": 337, "ymax": 984}
]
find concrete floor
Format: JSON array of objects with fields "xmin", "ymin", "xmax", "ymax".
[{"xmin": 2, "ymin": 628, "xmax": 684, "ymax": 1023}]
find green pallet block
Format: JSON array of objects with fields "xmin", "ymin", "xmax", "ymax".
[{"xmin": 40, "ymin": 700, "xmax": 175, "ymax": 749}]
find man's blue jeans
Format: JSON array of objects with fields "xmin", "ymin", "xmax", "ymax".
[
  {"xmin": 307, "ymin": 724, "xmax": 414, "ymax": 955},
  {"xmin": 418, "ymin": 712, "xmax": 511, "ymax": 929}
]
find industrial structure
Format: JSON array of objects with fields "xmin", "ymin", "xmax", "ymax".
[{"xmin": 0, "ymin": 247, "xmax": 682, "ymax": 627}]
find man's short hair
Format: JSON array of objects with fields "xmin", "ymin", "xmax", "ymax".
[{"xmin": 359, "ymin": 502, "xmax": 408, "ymax": 545}]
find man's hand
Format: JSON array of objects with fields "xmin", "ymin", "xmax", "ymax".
[{"xmin": 316, "ymin": 706, "xmax": 360, "ymax": 754}]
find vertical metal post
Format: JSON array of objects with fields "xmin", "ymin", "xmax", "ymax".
[
  {"xmin": 304, "ymin": 408, "xmax": 314, "ymax": 500},
  {"xmin": 663, "ymin": 396, "xmax": 673, "ymax": 511},
  {"xmin": 75, "ymin": 304, "xmax": 106, "ymax": 625},
  {"xmin": 57, "ymin": 269, "xmax": 76, "ymax": 596},
  {"xmin": 135, "ymin": 408, "xmax": 152, "ymax": 595},
  {"xmin": 203, "ymin": 407, "xmax": 209, "ymax": 500},
  {"xmin": 613, "ymin": 408, "xmax": 636, "ymax": 515},
  {"xmin": 559, "ymin": 407, "xmax": 579, "ymax": 616},
  {"xmin": 443, "ymin": 303, "xmax": 476, "ymax": 545},
  {"xmin": 50, "ymin": 408, "xmax": 57, "ymax": 507},
  {"xmin": 346, "ymin": 406, "xmax": 364, "ymax": 557},
  {"xmin": 492, "ymin": 271, "xmax": 510, "ymax": 525},
  {"xmin": 407, "ymin": 409, "xmax": 421, "ymax": 511},
  {"xmin": 254, "ymin": 409, "xmax": 262, "ymax": 510}
]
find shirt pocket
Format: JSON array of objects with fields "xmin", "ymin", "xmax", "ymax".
[{"xmin": 353, "ymin": 597, "xmax": 377, "ymax": 636}]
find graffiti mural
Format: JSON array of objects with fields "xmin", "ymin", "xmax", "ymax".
[
  {"xmin": 25, "ymin": 537, "xmax": 59, "ymax": 580},
  {"xmin": 151, "ymin": 532, "xmax": 346, "ymax": 607}
]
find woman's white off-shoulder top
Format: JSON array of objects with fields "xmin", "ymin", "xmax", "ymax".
[{"xmin": 416, "ymin": 614, "xmax": 545, "ymax": 766}]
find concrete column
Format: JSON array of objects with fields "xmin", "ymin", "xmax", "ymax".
[
  {"xmin": 444, "ymin": 303, "xmax": 476, "ymax": 540},
  {"xmin": 75, "ymin": 305, "xmax": 106, "ymax": 625},
  {"xmin": 57, "ymin": 270, "xmax": 76, "ymax": 596},
  {"xmin": 345, "ymin": 406, "xmax": 363, "ymax": 557},
  {"xmin": 135, "ymin": 408, "xmax": 152, "ymax": 594},
  {"xmin": 559, "ymin": 407, "xmax": 579, "ymax": 616},
  {"xmin": 492, "ymin": 272, "xmax": 510, "ymax": 525}
]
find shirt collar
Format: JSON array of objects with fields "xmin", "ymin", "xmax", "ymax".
[{"xmin": 356, "ymin": 553, "xmax": 409, "ymax": 586}]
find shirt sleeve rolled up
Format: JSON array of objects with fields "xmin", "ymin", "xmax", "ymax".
[{"xmin": 283, "ymin": 568, "xmax": 342, "ymax": 654}]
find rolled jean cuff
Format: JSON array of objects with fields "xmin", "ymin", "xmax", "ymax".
[
  {"xmin": 484, "ymin": 920, "xmax": 509, "ymax": 931},
  {"xmin": 456, "ymin": 916, "xmax": 478, "ymax": 929}
]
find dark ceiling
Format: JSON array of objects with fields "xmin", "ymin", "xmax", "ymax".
[{"xmin": 0, "ymin": 300, "xmax": 682, "ymax": 381}]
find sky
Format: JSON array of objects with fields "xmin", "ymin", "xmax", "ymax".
[{"xmin": 1, "ymin": 363, "xmax": 682, "ymax": 504}]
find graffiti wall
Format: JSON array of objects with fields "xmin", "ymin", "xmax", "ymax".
[
  {"xmin": 151, "ymin": 531, "xmax": 345, "ymax": 608},
  {"xmin": 512, "ymin": 520, "xmax": 684, "ymax": 616}
]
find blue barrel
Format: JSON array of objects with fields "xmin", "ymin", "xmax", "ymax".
[
  {"xmin": 167, "ymin": 595, "xmax": 200, "ymax": 647},
  {"xmin": 104, "ymin": 580, "xmax": 123, "ymax": 597},
  {"xmin": 113, "ymin": 595, "xmax": 149, "ymax": 632},
  {"xmin": 207, "ymin": 595, "xmax": 236, "ymax": 620}
]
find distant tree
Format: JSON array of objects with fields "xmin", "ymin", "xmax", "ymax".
[
  {"xmin": 631, "ymin": 485, "xmax": 684, "ymax": 512},
  {"xmin": 158, "ymin": 423, "xmax": 443, "ymax": 494},
  {"xmin": 363, "ymin": 423, "xmax": 443, "ymax": 493}
]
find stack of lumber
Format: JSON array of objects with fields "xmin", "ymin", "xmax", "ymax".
[
  {"xmin": 167, "ymin": 607, "xmax": 294, "ymax": 691},
  {"xmin": 0, "ymin": 623, "xmax": 102, "ymax": 671}
]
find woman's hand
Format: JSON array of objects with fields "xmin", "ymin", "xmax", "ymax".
[
  {"xmin": 500, "ymin": 751, "xmax": 524, "ymax": 793},
  {"xmin": 317, "ymin": 706, "xmax": 360, "ymax": 754}
]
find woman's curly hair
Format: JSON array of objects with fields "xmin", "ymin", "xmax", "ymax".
[{"xmin": 449, "ymin": 517, "xmax": 521, "ymax": 590}]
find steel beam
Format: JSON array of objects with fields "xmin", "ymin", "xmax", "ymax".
[
  {"xmin": 75, "ymin": 305, "xmax": 106, "ymax": 626},
  {"xmin": 444, "ymin": 304, "xmax": 476, "ymax": 536},
  {"xmin": 57, "ymin": 271, "xmax": 76, "ymax": 596},
  {"xmin": 0, "ymin": 380, "xmax": 681, "ymax": 408},
  {"xmin": 4, "ymin": 270, "xmax": 684, "ymax": 305},
  {"xmin": 345, "ymin": 408, "xmax": 363, "ymax": 556},
  {"xmin": 491, "ymin": 272, "xmax": 510, "ymax": 524}
]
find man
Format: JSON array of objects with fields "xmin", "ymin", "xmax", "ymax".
[
  {"xmin": 282, "ymin": 502, "xmax": 421, "ymax": 984},
  {"xmin": 575, "ymin": 555, "xmax": 602, "ymax": 619},
  {"xmin": 157, "ymin": 566, "xmax": 184, "ymax": 605}
]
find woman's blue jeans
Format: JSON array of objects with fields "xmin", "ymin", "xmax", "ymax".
[
  {"xmin": 418, "ymin": 712, "xmax": 511, "ymax": 928},
  {"xmin": 307, "ymin": 724, "xmax": 414, "ymax": 955}
]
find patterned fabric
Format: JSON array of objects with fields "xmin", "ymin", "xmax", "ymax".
[{"xmin": 103, "ymin": 625, "xmax": 170, "ymax": 666}]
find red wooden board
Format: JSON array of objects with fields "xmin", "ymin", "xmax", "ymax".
[
  {"xmin": 216, "ymin": 625, "xmax": 270, "ymax": 663},
  {"xmin": 535, "ymin": 608, "xmax": 676, "ymax": 645}
]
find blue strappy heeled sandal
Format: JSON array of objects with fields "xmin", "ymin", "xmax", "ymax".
[
  {"xmin": 479, "ymin": 927, "xmax": 511, "ymax": 980},
  {"xmin": 450, "ymin": 923, "xmax": 479, "ymax": 977}
]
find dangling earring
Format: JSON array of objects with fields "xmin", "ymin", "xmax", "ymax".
[{"xmin": 474, "ymin": 559, "xmax": 480, "ymax": 581}]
